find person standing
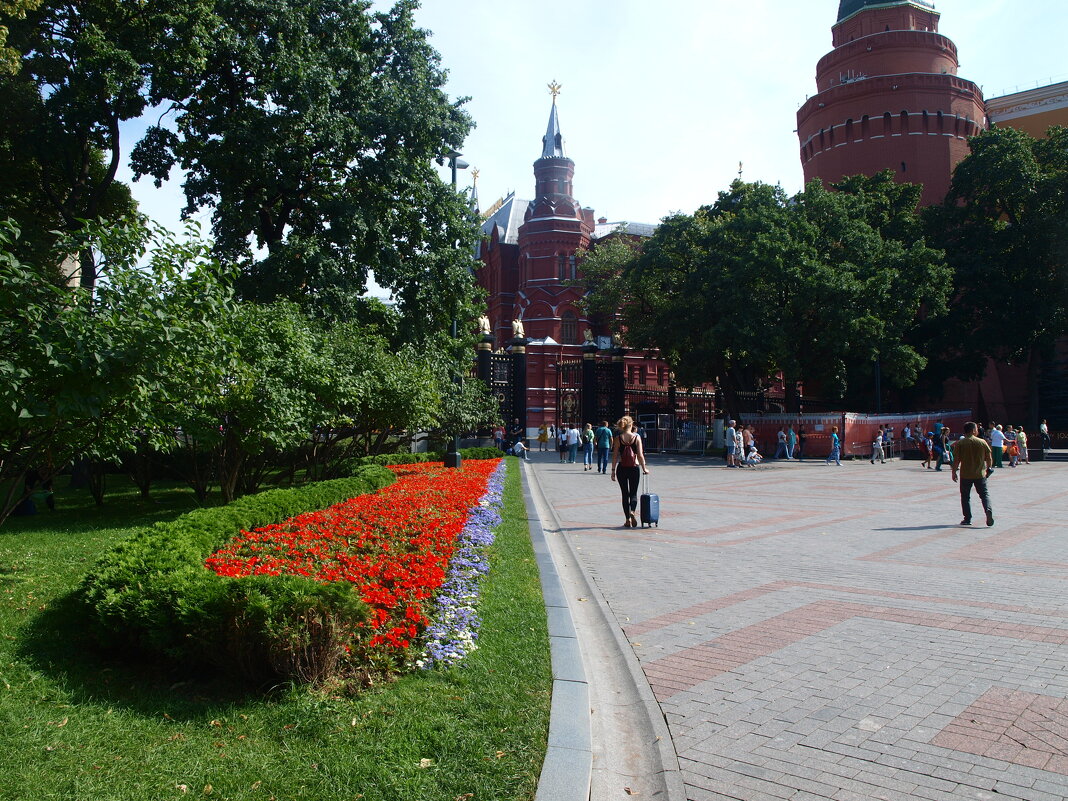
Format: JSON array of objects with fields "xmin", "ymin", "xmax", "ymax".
[
  {"xmin": 825, "ymin": 426, "xmax": 841, "ymax": 465},
  {"xmin": 594, "ymin": 420, "xmax": 613, "ymax": 474},
  {"xmin": 936, "ymin": 428, "xmax": 952, "ymax": 472},
  {"xmin": 951, "ymin": 422, "xmax": 994, "ymax": 527},
  {"xmin": 725, "ymin": 419, "xmax": 738, "ymax": 468},
  {"xmin": 610, "ymin": 415, "xmax": 649, "ymax": 528},
  {"xmin": 989, "ymin": 424, "xmax": 1005, "ymax": 468},
  {"xmin": 796, "ymin": 426, "xmax": 806, "ymax": 461},
  {"xmin": 787, "ymin": 425, "xmax": 798, "ymax": 460},
  {"xmin": 581, "ymin": 423, "xmax": 595, "ymax": 471},
  {"xmin": 1017, "ymin": 427, "xmax": 1030, "ymax": 464},
  {"xmin": 537, "ymin": 423, "xmax": 549, "ymax": 451},
  {"xmin": 1040, "ymin": 419, "xmax": 1051, "ymax": 452},
  {"xmin": 558, "ymin": 425, "xmax": 568, "ymax": 463},
  {"xmin": 493, "ymin": 425, "xmax": 505, "ymax": 452}
]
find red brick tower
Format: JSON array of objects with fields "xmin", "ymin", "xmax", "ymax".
[{"xmin": 797, "ymin": 0, "xmax": 986, "ymax": 206}]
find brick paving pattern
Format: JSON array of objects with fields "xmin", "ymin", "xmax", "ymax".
[{"xmin": 527, "ymin": 451, "xmax": 1068, "ymax": 800}]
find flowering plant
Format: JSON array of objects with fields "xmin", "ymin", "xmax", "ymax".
[{"xmin": 204, "ymin": 459, "xmax": 503, "ymax": 673}]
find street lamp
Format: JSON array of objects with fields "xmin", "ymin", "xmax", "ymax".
[{"xmin": 445, "ymin": 150, "xmax": 469, "ymax": 469}]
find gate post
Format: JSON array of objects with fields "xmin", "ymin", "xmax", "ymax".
[
  {"xmin": 510, "ymin": 337, "xmax": 528, "ymax": 438},
  {"xmin": 581, "ymin": 340, "xmax": 598, "ymax": 425},
  {"xmin": 476, "ymin": 334, "xmax": 493, "ymax": 386},
  {"xmin": 611, "ymin": 346, "xmax": 626, "ymax": 422}
]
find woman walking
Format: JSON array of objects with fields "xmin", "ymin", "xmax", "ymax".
[
  {"xmin": 611, "ymin": 416, "xmax": 649, "ymax": 528},
  {"xmin": 581, "ymin": 423, "xmax": 595, "ymax": 471}
]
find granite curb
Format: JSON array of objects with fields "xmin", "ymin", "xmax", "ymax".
[
  {"xmin": 522, "ymin": 461, "xmax": 687, "ymax": 801},
  {"xmin": 521, "ymin": 463, "xmax": 592, "ymax": 801}
]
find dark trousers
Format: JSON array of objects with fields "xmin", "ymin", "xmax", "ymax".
[
  {"xmin": 960, "ymin": 478, "xmax": 991, "ymax": 522},
  {"xmin": 617, "ymin": 465, "xmax": 641, "ymax": 516},
  {"xmin": 597, "ymin": 447, "xmax": 610, "ymax": 473}
]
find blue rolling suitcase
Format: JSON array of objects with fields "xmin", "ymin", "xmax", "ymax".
[{"xmin": 639, "ymin": 476, "xmax": 659, "ymax": 528}]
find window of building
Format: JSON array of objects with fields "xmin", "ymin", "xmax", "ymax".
[
  {"xmin": 561, "ymin": 311, "xmax": 577, "ymax": 345},
  {"xmin": 558, "ymin": 254, "xmax": 567, "ymax": 281},
  {"xmin": 568, "ymin": 254, "xmax": 577, "ymax": 281}
]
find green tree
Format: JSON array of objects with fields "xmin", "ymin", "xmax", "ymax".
[
  {"xmin": 924, "ymin": 125, "xmax": 1068, "ymax": 421},
  {"xmin": 131, "ymin": 0, "xmax": 480, "ymax": 338},
  {"xmin": 581, "ymin": 177, "xmax": 950, "ymax": 412},
  {"xmin": 0, "ymin": 217, "xmax": 234, "ymax": 525},
  {"xmin": 0, "ymin": 0, "xmax": 39, "ymax": 74},
  {"xmin": 0, "ymin": 0, "xmax": 216, "ymax": 279}
]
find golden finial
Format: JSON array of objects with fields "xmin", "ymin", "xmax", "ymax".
[
  {"xmin": 471, "ymin": 167, "xmax": 479, "ymax": 185},
  {"xmin": 548, "ymin": 80, "xmax": 562, "ymax": 102}
]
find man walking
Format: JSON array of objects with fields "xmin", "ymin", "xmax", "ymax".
[{"xmin": 951, "ymin": 422, "xmax": 994, "ymax": 527}]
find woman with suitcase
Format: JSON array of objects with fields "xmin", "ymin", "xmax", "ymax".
[{"xmin": 610, "ymin": 416, "xmax": 650, "ymax": 528}]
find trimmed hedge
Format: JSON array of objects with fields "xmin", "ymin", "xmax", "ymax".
[
  {"xmin": 338, "ymin": 446, "xmax": 502, "ymax": 474},
  {"xmin": 79, "ymin": 466, "xmax": 395, "ymax": 685}
]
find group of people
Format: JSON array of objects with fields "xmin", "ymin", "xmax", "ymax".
[
  {"xmin": 906, "ymin": 420, "xmax": 1041, "ymax": 471},
  {"xmin": 537, "ymin": 421, "xmax": 621, "ymax": 474},
  {"xmin": 727, "ymin": 421, "xmax": 808, "ymax": 467}
]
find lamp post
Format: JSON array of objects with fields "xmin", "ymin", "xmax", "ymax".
[{"xmin": 445, "ymin": 150, "xmax": 469, "ymax": 469}]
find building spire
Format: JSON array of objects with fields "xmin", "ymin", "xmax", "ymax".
[{"xmin": 541, "ymin": 81, "xmax": 566, "ymax": 159}]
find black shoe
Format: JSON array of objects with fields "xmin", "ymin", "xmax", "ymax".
[
  {"xmin": 986, "ymin": 510, "xmax": 995, "ymax": 527},
  {"xmin": 960, "ymin": 518, "xmax": 972, "ymax": 526}
]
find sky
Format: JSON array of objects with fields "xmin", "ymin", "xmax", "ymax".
[{"xmin": 120, "ymin": 0, "xmax": 1068, "ymax": 235}]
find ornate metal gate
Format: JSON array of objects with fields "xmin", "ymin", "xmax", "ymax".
[
  {"xmin": 557, "ymin": 358, "xmax": 582, "ymax": 425},
  {"xmin": 488, "ymin": 352, "xmax": 515, "ymax": 425}
]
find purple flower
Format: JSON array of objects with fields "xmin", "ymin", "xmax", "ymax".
[{"xmin": 416, "ymin": 461, "xmax": 506, "ymax": 669}]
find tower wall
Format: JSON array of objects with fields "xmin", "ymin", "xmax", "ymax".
[{"xmin": 797, "ymin": 2, "xmax": 985, "ymax": 207}]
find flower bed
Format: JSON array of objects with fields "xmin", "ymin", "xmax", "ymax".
[{"xmin": 204, "ymin": 459, "xmax": 504, "ymax": 667}]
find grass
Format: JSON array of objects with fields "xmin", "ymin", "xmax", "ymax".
[{"xmin": 0, "ymin": 460, "xmax": 551, "ymax": 801}]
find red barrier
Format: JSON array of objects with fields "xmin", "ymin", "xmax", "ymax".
[{"xmin": 736, "ymin": 410, "xmax": 973, "ymax": 459}]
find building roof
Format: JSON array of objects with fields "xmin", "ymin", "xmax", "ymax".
[
  {"xmin": 476, "ymin": 192, "xmax": 530, "ymax": 257},
  {"xmin": 837, "ymin": 0, "xmax": 934, "ymax": 23},
  {"xmin": 592, "ymin": 220, "xmax": 657, "ymax": 240}
]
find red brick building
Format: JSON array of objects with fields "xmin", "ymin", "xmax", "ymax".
[
  {"xmin": 796, "ymin": 0, "xmax": 986, "ymax": 207},
  {"xmin": 475, "ymin": 93, "xmax": 673, "ymax": 436}
]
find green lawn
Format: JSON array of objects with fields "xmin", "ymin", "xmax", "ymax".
[{"xmin": 0, "ymin": 460, "xmax": 551, "ymax": 801}]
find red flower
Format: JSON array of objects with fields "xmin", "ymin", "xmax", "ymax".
[{"xmin": 204, "ymin": 460, "xmax": 502, "ymax": 657}]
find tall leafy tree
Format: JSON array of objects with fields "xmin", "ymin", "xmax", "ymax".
[
  {"xmin": 924, "ymin": 125, "xmax": 1068, "ymax": 421},
  {"xmin": 0, "ymin": 0, "xmax": 216, "ymax": 280},
  {"xmin": 581, "ymin": 177, "xmax": 950, "ymax": 412},
  {"xmin": 132, "ymin": 0, "xmax": 480, "ymax": 338}
]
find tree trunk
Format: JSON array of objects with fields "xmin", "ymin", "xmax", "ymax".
[
  {"xmin": 87, "ymin": 462, "xmax": 107, "ymax": 507},
  {"xmin": 1027, "ymin": 344, "xmax": 1041, "ymax": 428}
]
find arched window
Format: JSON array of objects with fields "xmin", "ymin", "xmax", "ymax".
[
  {"xmin": 558, "ymin": 254, "xmax": 567, "ymax": 281},
  {"xmin": 861, "ymin": 114, "xmax": 870, "ymax": 138},
  {"xmin": 883, "ymin": 111, "xmax": 893, "ymax": 135},
  {"xmin": 845, "ymin": 118, "xmax": 854, "ymax": 141},
  {"xmin": 900, "ymin": 111, "xmax": 910, "ymax": 134},
  {"xmin": 561, "ymin": 311, "xmax": 578, "ymax": 345}
]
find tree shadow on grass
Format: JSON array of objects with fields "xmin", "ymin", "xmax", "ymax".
[{"xmin": 17, "ymin": 590, "xmax": 266, "ymax": 720}]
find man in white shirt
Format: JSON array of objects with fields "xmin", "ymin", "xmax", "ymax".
[
  {"xmin": 989, "ymin": 424, "xmax": 1006, "ymax": 468},
  {"xmin": 725, "ymin": 420, "xmax": 738, "ymax": 468}
]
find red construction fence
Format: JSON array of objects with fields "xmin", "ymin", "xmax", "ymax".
[{"xmin": 736, "ymin": 411, "xmax": 973, "ymax": 458}]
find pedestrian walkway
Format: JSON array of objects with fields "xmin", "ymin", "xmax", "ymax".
[{"xmin": 524, "ymin": 451, "xmax": 1068, "ymax": 801}]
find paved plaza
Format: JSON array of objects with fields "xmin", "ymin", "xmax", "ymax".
[{"xmin": 524, "ymin": 448, "xmax": 1068, "ymax": 801}]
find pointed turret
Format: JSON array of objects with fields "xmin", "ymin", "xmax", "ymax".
[{"xmin": 541, "ymin": 86, "xmax": 566, "ymax": 158}]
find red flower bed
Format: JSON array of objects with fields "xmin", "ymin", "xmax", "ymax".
[{"xmin": 205, "ymin": 460, "xmax": 502, "ymax": 652}]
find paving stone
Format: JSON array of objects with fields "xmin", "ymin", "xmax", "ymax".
[{"xmin": 526, "ymin": 454, "xmax": 1068, "ymax": 800}]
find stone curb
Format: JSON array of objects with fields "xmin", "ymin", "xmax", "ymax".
[
  {"xmin": 521, "ymin": 464, "xmax": 593, "ymax": 801},
  {"xmin": 522, "ymin": 461, "xmax": 687, "ymax": 801}
]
